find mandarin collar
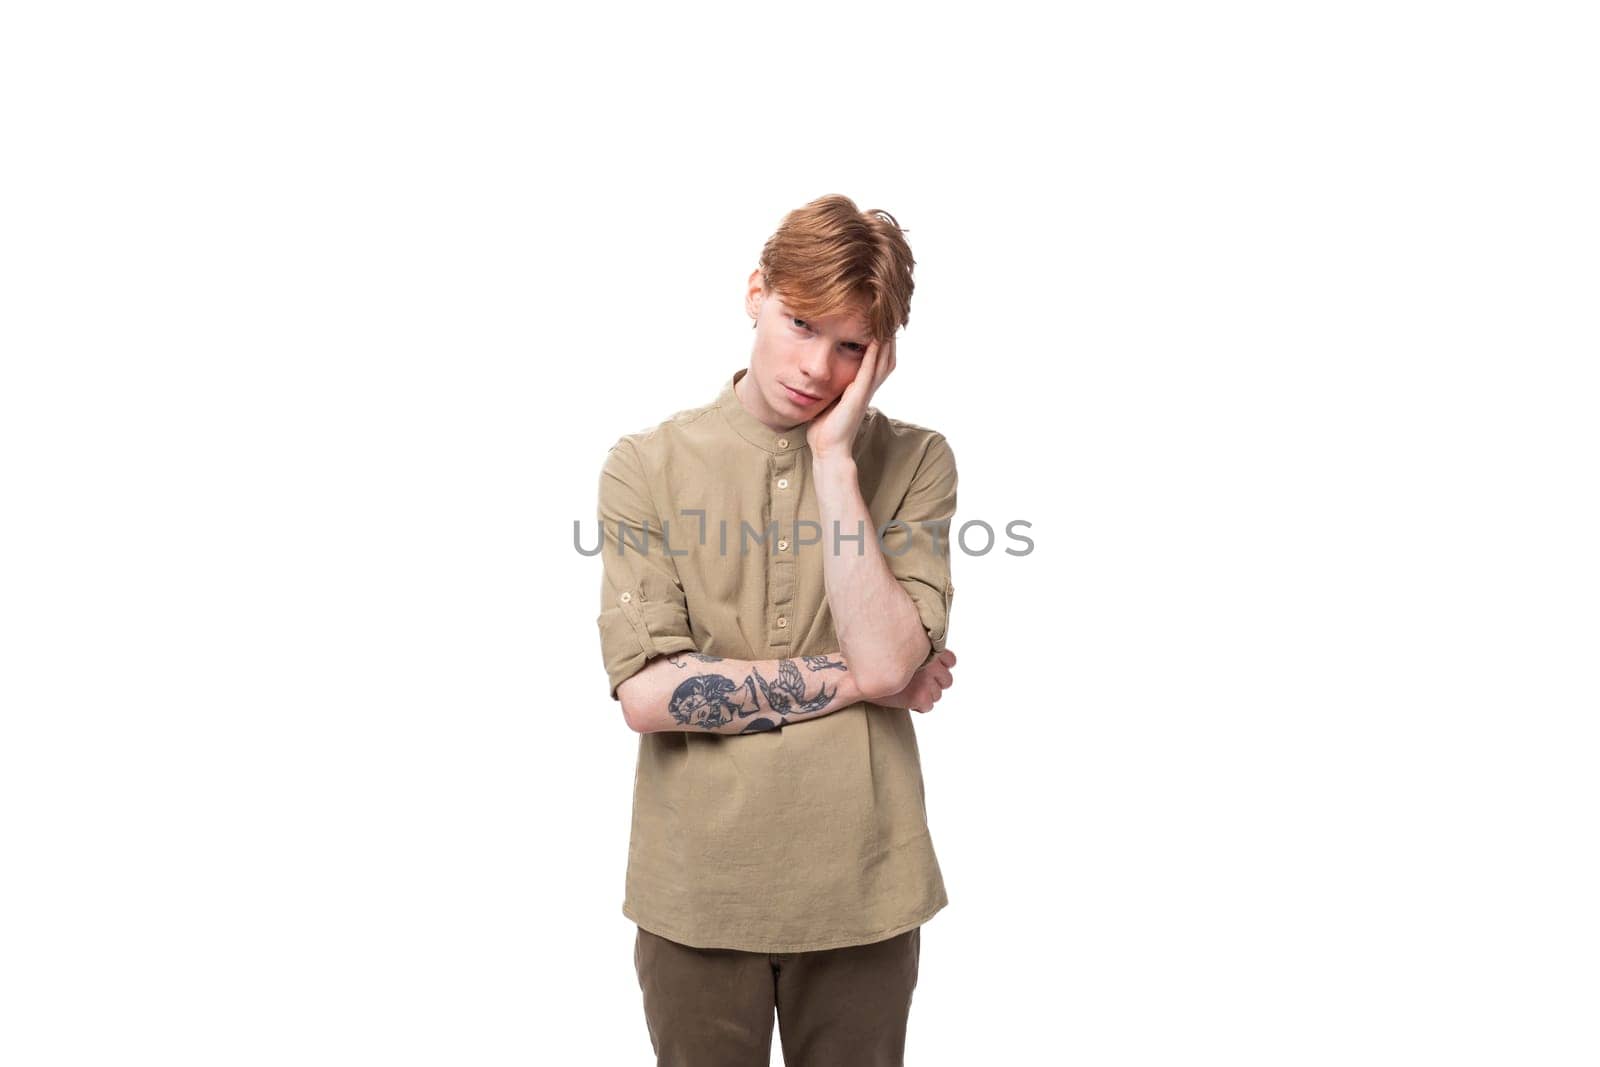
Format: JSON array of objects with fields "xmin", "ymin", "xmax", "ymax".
[
  {"xmin": 715, "ymin": 367, "xmax": 878, "ymax": 457},
  {"xmin": 715, "ymin": 367, "xmax": 813, "ymax": 455}
]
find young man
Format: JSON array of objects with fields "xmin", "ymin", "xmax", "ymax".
[{"xmin": 595, "ymin": 194, "xmax": 960, "ymax": 1067}]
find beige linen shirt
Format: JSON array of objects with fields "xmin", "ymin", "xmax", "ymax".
[{"xmin": 595, "ymin": 366, "xmax": 956, "ymax": 953}]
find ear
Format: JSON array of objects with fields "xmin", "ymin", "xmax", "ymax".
[{"xmin": 744, "ymin": 267, "xmax": 766, "ymax": 324}]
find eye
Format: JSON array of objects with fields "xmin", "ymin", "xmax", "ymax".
[
  {"xmin": 843, "ymin": 343, "xmax": 866, "ymax": 355},
  {"xmin": 791, "ymin": 317, "xmax": 811, "ymax": 331}
]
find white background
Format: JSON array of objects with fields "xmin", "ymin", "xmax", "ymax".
[{"xmin": 3, "ymin": 2, "xmax": 1596, "ymax": 1064}]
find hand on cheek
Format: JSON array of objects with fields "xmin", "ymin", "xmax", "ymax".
[{"xmin": 806, "ymin": 337, "xmax": 895, "ymax": 459}]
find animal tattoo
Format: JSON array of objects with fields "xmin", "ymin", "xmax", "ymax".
[{"xmin": 664, "ymin": 653, "xmax": 849, "ymax": 732}]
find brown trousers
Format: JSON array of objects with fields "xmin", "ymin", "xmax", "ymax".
[{"xmin": 633, "ymin": 924, "xmax": 922, "ymax": 1067}]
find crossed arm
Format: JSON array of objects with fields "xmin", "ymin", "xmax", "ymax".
[
  {"xmin": 604, "ymin": 430, "xmax": 955, "ymax": 734},
  {"xmin": 618, "ymin": 650, "xmax": 864, "ymax": 734},
  {"xmin": 617, "ymin": 454, "xmax": 943, "ymax": 735},
  {"xmin": 618, "ymin": 648, "xmax": 956, "ymax": 734}
]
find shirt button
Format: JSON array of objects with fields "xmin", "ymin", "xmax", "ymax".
[
  {"xmin": 777, "ymin": 540, "xmax": 789, "ymax": 552},
  {"xmin": 619, "ymin": 592, "xmax": 631, "ymax": 603},
  {"xmin": 776, "ymin": 616, "xmax": 787, "ymax": 628},
  {"xmin": 777, "ymin": 437, "xmax": 788, "ymax": 449},
  {"xmin": 777, "ymin": 478, "xmax": 789, "ymax": 489}
]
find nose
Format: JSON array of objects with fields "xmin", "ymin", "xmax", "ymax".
[{"xmin": 799, "ymin": 339, "xmax": 831, "ymax": 386}]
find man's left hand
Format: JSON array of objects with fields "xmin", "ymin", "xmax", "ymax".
[{"xmin": 805, "ymin": 336, "xmax": 896, "ymax": 461}]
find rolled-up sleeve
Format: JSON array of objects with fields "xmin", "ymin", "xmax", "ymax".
[
  {"xmin": 880, "ymin": 432, "xmax": 957, "ymax": 656},
  {"xmin": 595, "ymin": 437, "xmax": 699, "ymax": 701}
]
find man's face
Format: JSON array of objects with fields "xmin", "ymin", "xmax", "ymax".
[{"xmin": 741, "ymin": 269, "xmax": 873, "ymax": 431}]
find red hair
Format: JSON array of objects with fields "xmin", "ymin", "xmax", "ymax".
[{"xmin": 757, "ymin": 194, "xmax": 915, "ymax": 344}]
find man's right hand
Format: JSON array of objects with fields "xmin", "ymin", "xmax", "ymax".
[{"xmin": 873, "ymin": 649, "xmax": 957, "ymax": 714}]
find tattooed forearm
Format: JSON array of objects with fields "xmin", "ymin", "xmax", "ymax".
[
  {"xmin": 621, "ymin": 648, "xmax": 873, "ymax": 735},
  {"xmin": 664, "ymin": 654, "xmax": 853, "ymax": 732}
]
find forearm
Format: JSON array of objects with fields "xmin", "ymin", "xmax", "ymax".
[
  {"xmin": 812, "ymin": 454, "xmax": 930, "ymax": 695},
  {"xmin": 619, "ymin": 650, "xmax": 866, "ymax": 735}
]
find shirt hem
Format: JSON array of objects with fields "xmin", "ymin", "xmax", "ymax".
[{"xmin": 622, "ymin": 895, "xmax": 948, "ymax": 955}]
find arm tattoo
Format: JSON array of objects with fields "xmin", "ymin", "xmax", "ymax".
[
  {"xmin": 666, "ymin": 656, "xmax": 843, "ymax": 732},
  {"xmin": 666, "ymin": 652, "xmax": 725, "ymax": 669},
  {"xmin": 662, "ymin": 652, "xmax": 726, "ymax": 668}
]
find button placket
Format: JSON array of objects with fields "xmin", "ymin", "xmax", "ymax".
[{"xmin": 770, "ymin": 451, "xmax": 797, "ymax": 649}]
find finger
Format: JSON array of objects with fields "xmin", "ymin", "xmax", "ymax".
[
  {"xmin": 939, "ymin": 650, "xmax": 957, "ymax": 668},
  {"xmin": 853, "ymin": 343, "xmax": 883, "ymax": 399}
]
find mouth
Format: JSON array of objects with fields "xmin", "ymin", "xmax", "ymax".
[{"xmin": 782, "ymin": 383, "xmax": 821, "ymax": 406}]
